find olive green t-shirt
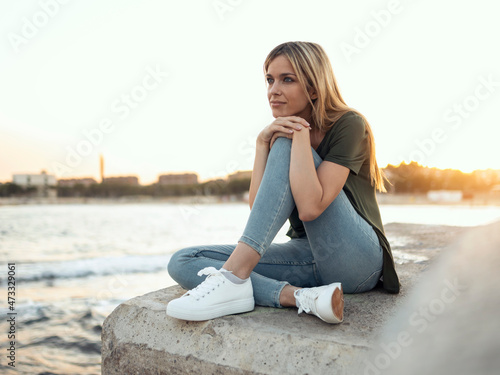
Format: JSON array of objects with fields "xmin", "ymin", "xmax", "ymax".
[{"xmin": 286, "ymin": 111, "xmax": 400, "ymax": 294}]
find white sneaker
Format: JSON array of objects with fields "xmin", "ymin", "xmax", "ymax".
[
  {"xmin": 294, "ymin": 282, "xmax": 344, "ymax": 324},
  {"xmin": 166, "ymin": 267, "xmax": 255, "ymax": 321}
]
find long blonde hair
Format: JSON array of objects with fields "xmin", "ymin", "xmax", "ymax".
[{"xmin": 263, "ymin": 41, "xmax": 386, "ymax": 192}]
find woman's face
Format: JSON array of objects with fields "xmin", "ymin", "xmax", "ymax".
[{"xmin": 266, "ymin": 55, "xmax": 316, "ymax": 120}]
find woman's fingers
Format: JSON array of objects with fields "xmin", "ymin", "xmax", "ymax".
[
  {"xmin": 272, "ymin": 118, "xmax": 310, "ymax": 132},
  {"xmin": 280, "ymin": 125, "xmax": 294, "ymax": 133},
  {"xmin": 275, "ymin": 116, "xmax": 311, "ymax": 129}
]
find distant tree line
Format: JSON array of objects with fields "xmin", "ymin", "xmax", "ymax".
[
  {"xmin": 2, "ymin": 163, "xmax": 498, "ymax": 198},
  {"xmin": 0, "ymin": 183, "xmax": 37, "ymax": 197},
  {"xmin": 56, "ymin": 177, "xmax": 252, "ymax": 198},
  {"xmin": 384, "ymin": 162, "xmax": 498, "ymax": 194}
]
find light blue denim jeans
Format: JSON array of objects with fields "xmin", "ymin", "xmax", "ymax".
[{"xmin": 168, "ymin": 138, "xmax": 383, "ymax": 308}]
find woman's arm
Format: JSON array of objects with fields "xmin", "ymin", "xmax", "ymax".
[{"xmin": 289, "ymin": 128, "xmax": 349, "ymax": 222}]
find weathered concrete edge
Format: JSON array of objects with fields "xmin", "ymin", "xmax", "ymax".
[
  {"xmin": 102, "ymin": 323, "xmax": 264, "ymax": 375},
  {"xmin": 101, "ymin": 287, "xmax": 377, "ymax": 375}
]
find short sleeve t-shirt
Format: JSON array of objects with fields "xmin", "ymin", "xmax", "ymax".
[{"xmin": 286, "ymin": 111, "xmax": 400, "ymax": 293}]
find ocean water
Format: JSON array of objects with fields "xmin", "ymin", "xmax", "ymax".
[{"xmin": 1, "ymin": 202, "xmax": 500, "ymax": 375}]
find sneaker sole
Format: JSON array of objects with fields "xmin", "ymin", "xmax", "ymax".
[
  {"xmin": 331, "ymin": 284, "xmax": 344, "ymax": 323},
  {"xmin": 166, "ymin": 298, "xmax": 255, "ymax": 321}
]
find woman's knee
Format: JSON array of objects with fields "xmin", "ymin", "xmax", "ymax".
[{"xmin": 270, "ymin": 137, "xmax": 292, "ymax": 153}]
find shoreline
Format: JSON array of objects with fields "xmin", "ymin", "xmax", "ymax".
[{"xmin": 2, "ymin": 193, "xmax": 500, "ymax": 206}]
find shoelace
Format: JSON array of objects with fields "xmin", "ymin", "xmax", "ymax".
[
  {"xmin": 295, "ymin": 288, "xmax": 320, "ymax": 315},
  {"xmin": 184, "ymin": 267, "xmax": 225, "ymax": 301}
]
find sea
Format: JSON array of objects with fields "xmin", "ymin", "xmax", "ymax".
[{"xmin": 1, "ymin": 201, "xmax": 500, "ymax": 375}]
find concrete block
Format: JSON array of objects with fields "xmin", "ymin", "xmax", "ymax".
[
  {"xmin": 101, "ymin": 223, "xmax": 467, "ymax": 374},
  {"xmin": 360, "ymin": 221, "xmax": 500, "ymax": 375}
]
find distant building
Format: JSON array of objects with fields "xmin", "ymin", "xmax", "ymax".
[
  {"xmin": 158, "ymin": 173, "xmax": 198, "ymax": 186},
  {"xmin": 228, "ymin": 170, "xmax": 252, "ymax": 181},
  {"xmin": 58, "ymin": 178, "xmax": 98, "ymax": 187},
  {"xmin": 12, "ymin": 170, "xmax": 57, "ymax": 197},
  {"xmin": 103, "ymin": 176, "xmax": 139, "ymax": 185},
  {"xmin": 13, "ymin": 171, "xmax": 56, "ymax": 187}
]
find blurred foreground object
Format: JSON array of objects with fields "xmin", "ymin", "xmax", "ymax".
[{"xmin": 362, "ymin": 220, "xmax": 500, "ymax": 375}]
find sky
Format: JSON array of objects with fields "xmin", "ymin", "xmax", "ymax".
[{"xmin": 1, "ymin": 0, "xmax": 499, "ymax": 184}]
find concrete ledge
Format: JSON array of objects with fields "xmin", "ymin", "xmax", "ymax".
[
  {"xmin": 102, "ymin": 287, "xmax": 406, "ymax": 374},
  {"xmin": 101, "ymin": 223, "xmax": 466, "ymax": 375}
]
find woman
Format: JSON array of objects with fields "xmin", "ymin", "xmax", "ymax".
[{"xmin": 166, "ymin": 41, "xmax": 400, "ymax": 324}]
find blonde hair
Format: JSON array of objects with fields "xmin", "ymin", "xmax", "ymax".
[{"xmin": 263, "ymin": 41, "xmax": 386, "ymax": 192}]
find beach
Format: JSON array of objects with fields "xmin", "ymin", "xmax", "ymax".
[{"xmin": 1, "ymin": 201, "xmax": 500, "ymax": 374}]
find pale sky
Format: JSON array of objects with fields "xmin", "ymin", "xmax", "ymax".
[{"xmin": 1, "ymin": 0, "xmax": 499, "ymax": 184}]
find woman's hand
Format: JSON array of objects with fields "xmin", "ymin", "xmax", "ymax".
[{"xmin": 257, "ymin": 116, "xmax": 311, "ymax": 149}]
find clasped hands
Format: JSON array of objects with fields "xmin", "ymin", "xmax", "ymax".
[{"xmin": 257, "ymin": 116, "xmax": 311, "ymax": 149}]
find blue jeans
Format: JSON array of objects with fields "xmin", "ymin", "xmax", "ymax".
[{"xmin": 168, "ymin": 138, "xmax": 383, "ymax": 308}]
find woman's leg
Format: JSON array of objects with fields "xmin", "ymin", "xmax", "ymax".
[
  {"xmin": 168, "ymin": 237, "xmax": 319, "ymax": 308},
  {"xmin": 169, "ymin": 137, "xmax": 381, "ymax": 296},
  {"xmin": 167, "ymin": 137, "xmax": 378, "ymax": 321},
  {"xmin": 222, "ymin": 137, "xmax": 299, "ymax": 277}
]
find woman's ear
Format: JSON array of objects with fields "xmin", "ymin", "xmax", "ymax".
[{"xmin": 309, "ymin": 88, "xmax": 318, "ymax": 100}]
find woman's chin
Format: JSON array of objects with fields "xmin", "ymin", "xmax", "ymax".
[{"xmin": 271, "ymin": 109, "xmax": 291, "ymax": 118}]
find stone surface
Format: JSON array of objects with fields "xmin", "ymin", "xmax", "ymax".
[
  {"xmin": 101, "ymin": 223, "xmax": 467, "ymax": 375},
  {"xmin": 101, "ymin": 287, "xmax": 406, "ymax": 375},
  {"xmin": 360, "ymin": 220, "xmax": 500, "ymax": 375}
]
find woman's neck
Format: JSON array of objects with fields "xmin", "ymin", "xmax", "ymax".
[{"xmin": 310, "ymin": 127, "xmax": 326, "ymax": 150}]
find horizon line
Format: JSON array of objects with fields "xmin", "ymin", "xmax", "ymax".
[{"xmin": 3, "ymin": 162, "xmax": 500, "ymax": 185}]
